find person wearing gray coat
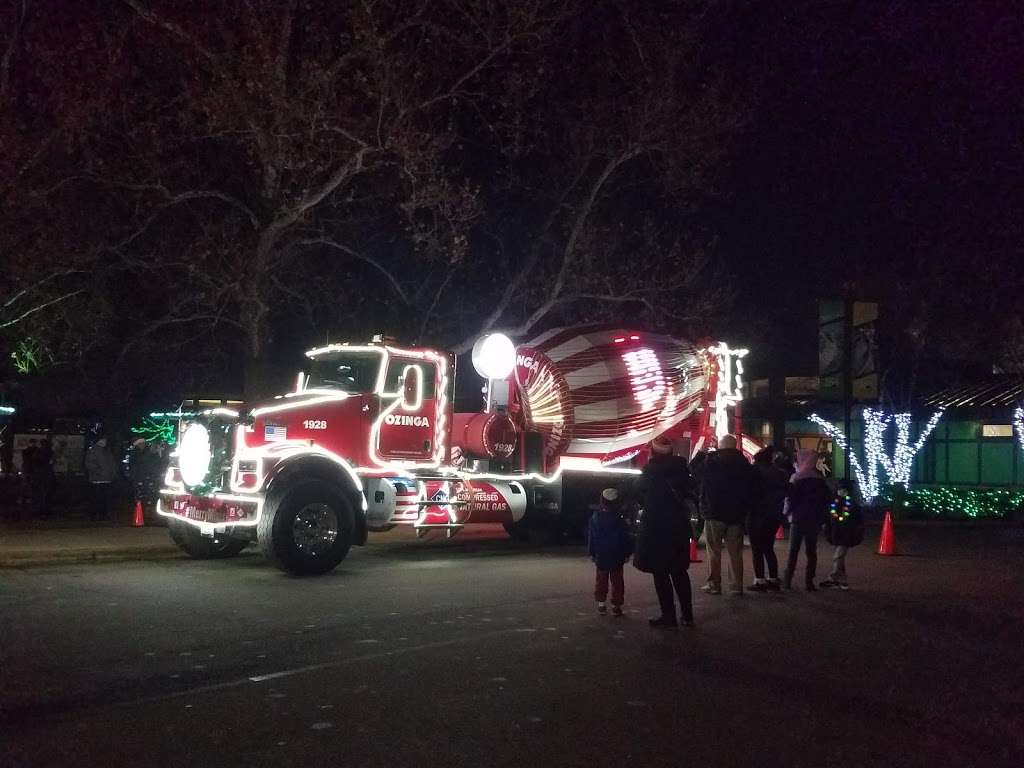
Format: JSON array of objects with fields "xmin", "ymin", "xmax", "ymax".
[{"xmin": 85, "ymin": 437, "xmax": 118, "ymax": 521}]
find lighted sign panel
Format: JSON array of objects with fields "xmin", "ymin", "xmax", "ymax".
[{"xmin": 621, "ymin": 347, "xmax": 666, "ymax": 411}]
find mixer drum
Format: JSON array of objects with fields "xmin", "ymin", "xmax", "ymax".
[{"xmin": 514, "ymin": 326, "xmax": 709, "ymax": 462}]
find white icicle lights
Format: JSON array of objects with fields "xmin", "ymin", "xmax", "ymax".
[{"xmin": 808, "ymin": 406, "xmax": 945, "ymax": 503}]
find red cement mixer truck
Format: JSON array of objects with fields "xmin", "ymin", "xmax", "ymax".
[{"xmin": 158, "ymin": 325, "xmax": 755, "ymax": 574}]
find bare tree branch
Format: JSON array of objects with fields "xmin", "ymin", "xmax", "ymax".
[
  {"xmin": 452, "ymin": 147, "xmax": 640, "ymax": 352},
  {"xmin": 118, "ymin": 0, "xmax": 217, "ymax": 62},
  {"xmin": 405, "ymin": 36, "xmax": 514, "ymax": 117},
  {"xmin": 316, "ymin": 9, "xmax": 429, "ymax": 89},
  {"xmin": 459, "ymin": 161, "xmax": 592, "ymax": 346},
  {"xmin": 114, "ymin": 311, "xmax": 244, "ymax": 365},
  {"xmin": 547, "ymin": 148, "xmax": 640, "ymax": 306},
  {"xmin": 416, "ymin": 264, "xmax": 458, "ymax": 343},
  {"xmin": 3, "ymin": 269, "xmax": 84, "ymax": 310},
  {"xmin": 0, "ymin": 289, "xmax": 84, "ymax": 330},
  {"xmin": 296, "ymin": 237, "xmax": 409, "ymax": 305},
  {"xmin": 274, "ymin": 147, "xmax": 374, "ymax": 230},
  {"xmin": 271, "ymin": 273, "xmax": 316, "ymax": 326},
  {"xmin": 0, "ymin": 0, "xmax": 28, "ymax": 99},
  {"xmin": 91, "ymin": 180, "xmax": 261, "ymax": 228},
  {"xmin": 274, "ymin": 0, "xmax": 297, "ymax": 98}
]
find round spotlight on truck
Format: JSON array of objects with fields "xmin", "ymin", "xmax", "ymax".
[
  {"xmin": 178, "ymin": 423, "xmax": 212, "ymax": 488},
  {"xmin": 471, "ymin": 333, "xmax": 516, "ymax": 380}
]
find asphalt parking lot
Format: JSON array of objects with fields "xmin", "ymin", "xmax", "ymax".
[{"xmin": 2, "ymin": 524, "xmax": 1022, "ymax": 767}]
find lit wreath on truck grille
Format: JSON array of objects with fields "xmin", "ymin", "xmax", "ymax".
[{"xmin": 178, "ymin": 417, "xmax": 234, "ymax": 496}]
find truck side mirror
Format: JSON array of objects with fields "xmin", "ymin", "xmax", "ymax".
[{"xmin": 401, "ymin": 366, "xmax": 422, "ymax": 410}]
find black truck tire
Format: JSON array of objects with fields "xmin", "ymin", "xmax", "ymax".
[
  {"xmin": 258, "ymin": 478, "xmax": 354, "ymax": 576},
  {"xmin": 169, "ymin": 521, "xmax": 249, "ymax": 559}
]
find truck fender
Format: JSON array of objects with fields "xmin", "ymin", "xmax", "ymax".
[{"xmin": 262, "ymin": 453, "xmax": 369, "ymax": 546}]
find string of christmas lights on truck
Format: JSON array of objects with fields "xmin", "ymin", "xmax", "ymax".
[{"xmin": 157, "ymin": 326, "xmax": 751, "ymax": 575}]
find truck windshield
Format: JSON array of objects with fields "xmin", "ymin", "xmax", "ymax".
[{"xmin": 306, "ymin": 352, "xmax": 382, "ymax": 394}]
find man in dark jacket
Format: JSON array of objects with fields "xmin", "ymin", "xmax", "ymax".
[
  {"xmin": 783, "ymin": 449, "xmax": 833, "ymax": 591},
  {"xmin": 635, "ymin": 436, "xmax": 695, "ymax": 628},
  {"xmin": 588, "ymin": 488, "xmax": 634, "ymax": 616},
  {"xmin": 700, "ymin": 434, "xmax": 758, "ymax": 595},
  {"xmin": 749, "ymin": 446, "xmax": 788, "ymax": 591}
]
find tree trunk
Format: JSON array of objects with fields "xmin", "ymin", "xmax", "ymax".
[
  {"xmin": 243, "ymin": 353, "xmax": 276, "ymax": 401},
  {"xmin": 241, "ymin": 274, "xmax": 272, "ymax": 399},
  {"xmin": 240, "ymin": 227, "xmax": 281, "ymax": 399}
]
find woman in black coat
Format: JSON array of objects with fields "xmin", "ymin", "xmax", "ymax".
[
  {"xmin": 748, "ymin": 447, "xmax": 788, "ymax": 591},
  {"xmin": 634, "ymin": 437, "xmax": 695, "ymax": 628}
]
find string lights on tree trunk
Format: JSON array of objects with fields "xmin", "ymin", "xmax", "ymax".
[
  {"xmin": 879, "ymin": 409, "xmax": 945, "ymax": 486},
  {"xmin": 809, "ymin": 407, "xmax": 946, "ymax": 504}
]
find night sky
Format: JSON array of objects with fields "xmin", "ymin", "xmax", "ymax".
[{"xmin": 1, "ymin": 0, "xmax": 1021, "ymax": 418}]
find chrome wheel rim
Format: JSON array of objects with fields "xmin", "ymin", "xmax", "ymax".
[{"xmin": 292, "ymin": 503, "xmax": 339, "ymax": 556}]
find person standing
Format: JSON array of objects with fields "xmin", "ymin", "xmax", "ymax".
[
  {"xmin": 773, "ymin": 448, "xmax": 795, "ymax": 480},
  {"xmin": 587, "ymin": 488, "xmax": 634, "ymax": 616},
  {"xmin": 85, "ymin": 436, "xmax": 118, "ymax": 522},
  {"xmin": 34, "ymin": 437, "xmax": 54, "ymax": 517},
  {"xmin": 700, "ymin": 434, "xmax": 757, "ymax": 596},
  {"xmin": 782, "ymin": 449, "xmax": 833, "ymax": 591},
  {"xmin": 129, "ymin": 438, "xmax": 158, "ymax": 514},
  {"xmin": 144, "ymin": 442, "xmax": 165, "ymax": 511},
  {"xmin": 820, "ymin": 486, "xmax": 865, "ymax": 590},
  {"xmin": 18, "ymin": 440, "xmax": 40, "ymax": 517},
  {"xmin": 748, "ymin": 447, "xmax": 788, "ymax": 592},
  {"xmin": 634, "ymin": 436, "xmax": 695, "ymax": 628},
  {"xmin": 687, "ymin": 436, "xmax": 716, "ymax": 488}
]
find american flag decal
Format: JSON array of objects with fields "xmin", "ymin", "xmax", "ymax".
[{"xmin": 264, "ymin": 424, "xmax": 287, "ymax": 442}]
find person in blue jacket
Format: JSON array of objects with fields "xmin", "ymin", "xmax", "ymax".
[{"xmin": 588, "ymin": 488, "xmax": 634, "ymax": 616}]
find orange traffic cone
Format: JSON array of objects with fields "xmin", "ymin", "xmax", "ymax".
[
  {"xmin": 132, "ymin": 500, "xmax": 145, "ymax": 528},
  {"xmin": 775, "ymin": 523, "xmax": 785, "ymax": 540},
  {"xmin": 689, "ymin": 537, "xmax": 702, "ymax": 563},
  {"xmin": 877, "ymin": 510, "xmax": 896, "ymax": 556}
]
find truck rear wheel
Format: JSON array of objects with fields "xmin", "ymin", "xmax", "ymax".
[
  {"xmin": 259, "ymin": 479, "xmax": 354, "ymax": 576},
  {"xmin": 169, "ymin": 521, "xmax": 249, "ymax": 559}
]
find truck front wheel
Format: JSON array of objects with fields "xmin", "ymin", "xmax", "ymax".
[
  {"xmin": 169, "ymin": 521, "xmax": 249, "ymax": 559},
  {"xmin": 259, "ymin": 479, "xmax": 354, "ymax": 576}
]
